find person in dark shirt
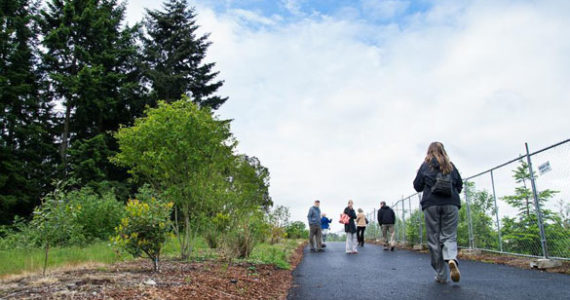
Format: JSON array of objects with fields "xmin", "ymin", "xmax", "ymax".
[
  {"xmin": 344, "ymin": 200, "xmax": 358, "ymax": 254},
  {"xmin": 413, "ymin": 142, "xmax": 463, "ymax": 283},
  {"xmin": 377, "ymin": 201, "xmax": 396, "ymax": 251}
]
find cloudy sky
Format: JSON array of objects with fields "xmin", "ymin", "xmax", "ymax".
[{"xmin": 125, "ymin": 0, "xmax": 570, "ymax": 232}]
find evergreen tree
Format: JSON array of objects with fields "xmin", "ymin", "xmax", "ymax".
[
  {"xmin": 0, "ymin": 0, "xmax": 57, "ymax": 224},
  {"xmin": 500, "ymin": 160, "xmax": 562, "ymax": 256},
  {"xmin": 40, "ymin": 0, "xmax": 146, "ymax": 186},
  {"xmin": 142, "ymin": 0, "xmax": 227, "ymax": 108}
]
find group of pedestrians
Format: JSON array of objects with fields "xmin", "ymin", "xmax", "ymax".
[
  {"xmin": 311, "ymin": 199, "xmax": 397, "ymax": 254},
  {"xmin": 306, "ymin": 141, "xmax": 463, "ymax": 284}
]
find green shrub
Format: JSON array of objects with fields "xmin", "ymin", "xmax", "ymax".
[
  {"xmin": 67, "ymin": 188, "xmax": 125, "ymax": 241},
  {"xmin": 31, "ymin": 188, "xmax": 86, "ymax": 248},
  {"xmin": 204, "ymin": 213, "xmax": 231, "ymax": 249},
  {"xmin": 0, "ymin": 216, "xmax": 40, "ymax": 250},
  {"xmin": 285, "ymin": 221, "xmax": 308, "ymax": 239},
  {"xmin": 112, "ymin": 198, "xmax": 173, "ymax": 272}
]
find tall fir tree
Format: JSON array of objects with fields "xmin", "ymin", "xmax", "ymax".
[
  {"xmin": 0, "ymin": 0, "xmax": 57, "ymax": 224},
  {"xmin": 40, "ymin": 0, "xmax": 146, "ymax": 190},
  {"xmin": 142, "ymin": 0, "xmax": 227, "ymax": 109}
]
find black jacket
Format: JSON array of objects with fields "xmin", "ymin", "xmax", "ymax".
[
  {"xmin": 377, "ymin": 206, "xmax": 395, "ymax": 225},
  {"xmin": 413, "ymin": 158, "xmax": 463, "ymax": 210},
  {"xmin": 344, "ymin": 207, "xmax": 357, "ymax": 233}
]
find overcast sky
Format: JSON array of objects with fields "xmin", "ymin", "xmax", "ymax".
[{"xmin": 124, "ymin": 0, "xmax": 570, "ymax": 232}]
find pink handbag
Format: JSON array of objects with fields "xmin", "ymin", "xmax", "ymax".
[{"xmin": 339, "ymin": 213, "xmax": 350, "ymax": 224}]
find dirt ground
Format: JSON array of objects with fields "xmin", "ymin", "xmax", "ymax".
[
  {"xmin": 366, "ymin": 239, "xmax": 570, "ymax": 275},
  {"xmin": 0, "ymin": 243, "xmax": 306, "ymax": 300}
]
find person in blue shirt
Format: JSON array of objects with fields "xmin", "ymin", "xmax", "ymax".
[{"xmin": 320, "ymin": 213, "xmax": 332, "ymax": 247}]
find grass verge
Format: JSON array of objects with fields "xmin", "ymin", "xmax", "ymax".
[
  {"xmin": 248, "ymin": 239, "xmax": 305, "ymax": 269},
  {"xmin": 0, "ymin": 238, "xmax": 305, "ymax": 277}
]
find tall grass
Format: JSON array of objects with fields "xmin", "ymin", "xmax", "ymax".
[
  {"xmin": 0, "ymin": 241, "xmax": 117, "ymax": 276},
  {"xmin": 248, "ymin": 239, "xmax": 304, "ymax": 269},
  {"xmin": 0, "ymin": 237, "xmax": 303, "ymax": 276},
  {"xmin": 0, "ymin": 238, "xmax": 183, "ymax": 277}
]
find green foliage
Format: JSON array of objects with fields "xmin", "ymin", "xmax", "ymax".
[
  {"xmin": 40, "ymin": 0, "xmax": 146, "ymax": 185},
  {"xmin": 204, "ymin": 213, "xmax": 231, "ymax": 249},
  {"xmin": 0, "ymin": 216, "xmax": 41, "ymax": 250},
  {"xmin": 502, "ymin": 160, "xmax": 558, "ymax": 218},
  {"xmin": 459, "ymin": 182, "xmax": 498, "ymax": 249},
  {"xmin": 142, "ymin": 0, "xmax": 227, "ymax": 108},
  {"xmin": 285, "ymin": 221, "xmax": 308, "ymax": 239},
  {"xmin": 325, "ymin": 233, "xmax": 345, "ymax": 242},
  {"xmin": 113, "ymin": 99, "xmax": 235, "ymax": 258},
  {"xmin": 112, "ymin": 198, "xmax": 173, "ymax": 272},
  {"xmin": 267, "ymin": 205, "xmax": 290, "ymax": 244},
  {"xmin": 0, "ymin": 240, "xmax": 118, "ymax": 276},
  {"xmin": 66, "ymin": 187, "xmax": 125, "ymax": 242},
  {"xmin": 0, "ymin": 0, "xmax": 57, "ymax": 225},
  {"xmin": 248, "ymin": 239, "xmax": 303, "ymax": 270},
  {"xmin": 31, "ymin": 185, "xmax": 86, "ymax": 248},
  {"xmin": 499, "ymin": 160, "xmax": 566, "ymax": 257},
  {"xmin": 404, "ymin": 210, "xmax": 425, "ymax": 245},
  {"xmin": 0, "ymin": 183, "xmax": 124, "ymax": 275}
]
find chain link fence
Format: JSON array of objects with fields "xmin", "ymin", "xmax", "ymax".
[{"xmin": 366, "ymin": 139, "xmax": 570, "ymax": 260}]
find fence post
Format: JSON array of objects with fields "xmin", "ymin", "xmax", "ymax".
[
  {"xmin": 464, "ymin": 183, "xmax": 475, "ymax": 249},
  {"xmin": 525, "ymin": 142, "xmax": 549, "ymax": 258},
  {"xmin": 490, "ymin": 170, "xmax": 503, "ymax": 252},
  {"xmin": 401, "ymin": 198, "xmax": 406, "ymax": 244},
  {"xmin": 417, "ymin": 193, "xmax": 423, "ymax": 246},
  {"xmin": 374, "ymin": 208, "xmax": 378, "ymax": 240},
  {"xmin": 408, "ymin": 196, "xmax": 413, "ymax": 244}
]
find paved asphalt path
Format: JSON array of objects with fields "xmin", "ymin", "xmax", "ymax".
[{"xmin": 287, "ymin": 242, "xmax": 570, "ymax": 300}]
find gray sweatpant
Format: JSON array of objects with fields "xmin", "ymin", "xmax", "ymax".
[{"xmin": 424, "ymin": 205, "xmax": 459, "ymax": 281}]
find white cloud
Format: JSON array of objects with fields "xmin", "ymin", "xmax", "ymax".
[
  {"xmin": 361, "ymin": 0, "xmax": 411, "ymax": 19},
  {"xmin": 128, "ymin": 0, "xmax": 570, "ymax": 232},
  {"xmin": 281, "ymin": 0, "xmax": 305, "ymax": 16},
  {"xmin": 231, "ymin": 9, "xmax": 280, "ymax": 26}
]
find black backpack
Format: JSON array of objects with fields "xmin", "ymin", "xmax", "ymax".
[{"xmin": 431, "ymin": 172, "xmax": 453, "ymax": 196}]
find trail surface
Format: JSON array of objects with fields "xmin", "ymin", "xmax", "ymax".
[{"xmin": 287, "ymin": 242, "xmax": 569, "ymax": 300}]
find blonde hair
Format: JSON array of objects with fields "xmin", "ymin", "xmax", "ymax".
[{"xmin": 425, "ymin": 142, "xmax": 453, "ymax": 174}]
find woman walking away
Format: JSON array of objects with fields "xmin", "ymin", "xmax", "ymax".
[
  {"xmin": 356, "ymin": 208, "xmax": 367, "ymax": 247},
  {"xmin": 344, "ymin": 200, "xmax": 358, "ymax": 254},
  {"xmin": 414, "ymin": 142, "xmax": 463, "ymax": 284}
]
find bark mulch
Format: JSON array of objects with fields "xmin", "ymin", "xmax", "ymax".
[{"xmin": 0, "ymin": 242, "xmax": 307, "ymax": 300}]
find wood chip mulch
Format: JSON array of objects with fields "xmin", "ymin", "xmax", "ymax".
[{"xmin": 0, "ymin": 242, "xmax": 307, "ymax": 300}]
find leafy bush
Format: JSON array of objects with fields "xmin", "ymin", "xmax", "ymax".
[
  {"xmin": 204, "ymin": 213, "xmax": 231, "ymax": 249},
  {"xmin": 285, "ymin": 221, "xmax": 308, "ymax": 239},
  {"xmin": 267, "ymin": 206, "xmax": 289, "ymax": 244},
  {"xmin": 67, "ymin": 188, "xmax": 125, "ymax": 241},
  {"xmin": 0, "ymin": 216, "xmax": 41, "ymax": 250},
  {"xmin": 31, "ymin": 188, "xmax": 86, "ymax": 248},
  {"xmin": 2, "ymin": 185, "xmax": 125, "ymax": 250},
  {"xmin": 112, "ymin": 198, "xmax": 173, "ymax": 272}
]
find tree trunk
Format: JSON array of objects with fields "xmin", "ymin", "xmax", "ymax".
[
  {"xmin": 60, "ymin": 104, "xmax": 71, "ymax": 168},
  {"xmin": 43, "ymin": 240, "xmax": 49, "ymax": 277},
  {"xmin": 153, "ymin": 256, "xmax": 159, "ymax": 273}
]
